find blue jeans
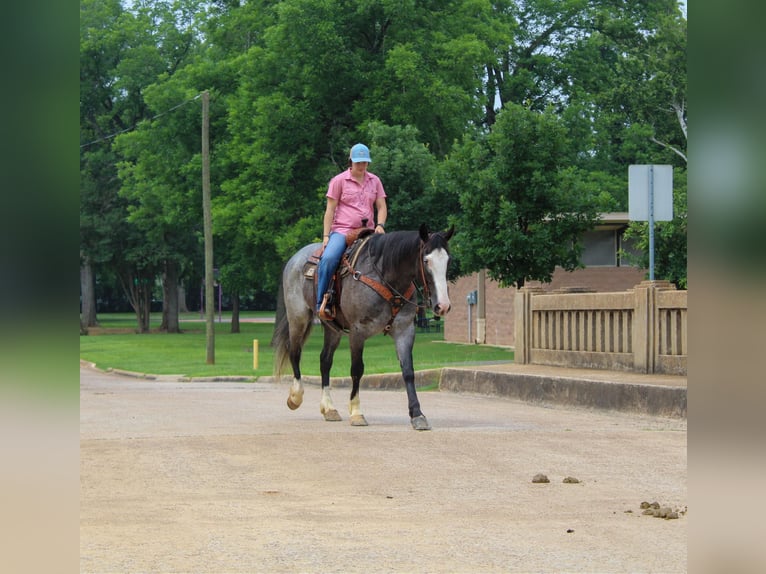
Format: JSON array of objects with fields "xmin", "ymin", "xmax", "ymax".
[{"xmin": 316, "ymin": 232, "xmax": 346, "ymax": 309}]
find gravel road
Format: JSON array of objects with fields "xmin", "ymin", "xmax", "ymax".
[{"xmin": 80, "ymin": 366, "xmax": 686, "ymax": 573}]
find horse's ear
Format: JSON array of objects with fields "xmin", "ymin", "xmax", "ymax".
[
  {"xmin": 443, "ymin": 225, "xmax": 455, "ymax": 241},
  {"xmin": 419, "ymin": 223, "xmax": 430, "ymax": 242}
]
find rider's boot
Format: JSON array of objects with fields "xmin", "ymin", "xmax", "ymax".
[{"xmin": 318, "ymin": 292, "xmax": 334, "ymax": 321}]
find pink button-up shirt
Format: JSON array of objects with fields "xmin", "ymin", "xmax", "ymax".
[{"xmin": 326, "ymin": 169, "xmax": 386, "ymax": 234}]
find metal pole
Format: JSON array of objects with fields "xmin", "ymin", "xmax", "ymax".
[
  {"xmin": 648, "ymin": 165, "xmax": 655, "ymax": 281},
  {"xmin": 468, "ymin": 303, "xmax": 472, "ymax": 343}
]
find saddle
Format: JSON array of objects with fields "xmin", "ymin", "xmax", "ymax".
[{"xmin": 303, "ymin": 228, "xmax": 375, "ymax": 327}]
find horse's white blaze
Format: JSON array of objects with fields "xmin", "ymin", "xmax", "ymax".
[
  {"xmin": 289, "ymin": 378, "xmax": 304, "ymax": 408},
  {"xmin": 425, "ymin": 247, "xmax": 451, "ymax": 315}
]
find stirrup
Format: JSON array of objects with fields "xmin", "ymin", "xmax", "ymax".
[{"xmin": 318, "ymin": 293, "xmax": 334, "ymax": 321}]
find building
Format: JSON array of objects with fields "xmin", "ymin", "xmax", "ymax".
[{"xmin": 444, "ymin": 213, "xmax": 648, "ymax": 347}]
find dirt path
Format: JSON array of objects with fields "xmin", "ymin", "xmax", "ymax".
[{"xmin": 80, "ymin": 367, "xmax": 686, "ymax": 573}]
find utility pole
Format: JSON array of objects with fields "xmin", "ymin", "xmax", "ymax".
[{"xmin": 202, "ymin": 91, "xmax": 215, "ymax": 364}]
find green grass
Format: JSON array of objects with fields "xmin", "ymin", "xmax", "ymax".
[{"xmin": 80, "ymin": 313, "xmax": 514, "ymax": 379}]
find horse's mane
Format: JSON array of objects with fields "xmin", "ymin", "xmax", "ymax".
[{"xmin": 366, "ymin": 230, "xmax": 422, "ymax": 271}]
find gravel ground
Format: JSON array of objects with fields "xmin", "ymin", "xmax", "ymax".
[{"xmin": 80, "ymin": 366, "xmax": 687, "ymax": 573}]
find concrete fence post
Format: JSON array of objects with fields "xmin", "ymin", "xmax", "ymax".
[
  {"xmin": 514, "ymin": 287, "xmax": 529, "ymax": 364},
  {"xmin": 633, "ymin": 283, "xmax": 652, "ymax": 373},
  {"xmin": 515, "ymin": 286, "xmax": 544, "ymax": 364},
  {"xmin": 633, "ymin": 280, "xmax": 676, "ymax": 373}
]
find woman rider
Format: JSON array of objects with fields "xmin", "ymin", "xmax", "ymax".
[{"xmin": 316, "ymin": 143, "xmax": 387, "ymax": 320}]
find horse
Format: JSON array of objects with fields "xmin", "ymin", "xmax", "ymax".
[{"xmin": 271, "ymin": 224, "xmax": 454, "ymax": 430}]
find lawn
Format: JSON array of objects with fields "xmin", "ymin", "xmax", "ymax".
[{"xmin": 80, "ymin": 312, "xmax": 514, "ymax": 379}]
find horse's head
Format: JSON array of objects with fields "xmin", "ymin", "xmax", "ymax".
[{"xmin": 419, "ymin": 224, "xmax": 455, "ymax": 316}]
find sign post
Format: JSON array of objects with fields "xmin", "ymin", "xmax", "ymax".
[{"xmin": 629, "ymin": 165, "xmax": 673, "ymax": 280}]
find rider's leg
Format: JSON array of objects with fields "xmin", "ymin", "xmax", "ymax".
[{"xmin": 316, "ymin": 232, "xmax": 346, "ymax": 312}]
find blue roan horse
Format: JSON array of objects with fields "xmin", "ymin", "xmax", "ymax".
[{"xmin": 271, "ymin": 224, "xmax": 454, "ymax": 430}]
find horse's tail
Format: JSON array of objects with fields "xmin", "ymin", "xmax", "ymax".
[
  {"xmin": 271, "ymin": 278, "xmax": 290, "ymax": 378},
  {"xmin": 270, "ymin": 267, "xmax": 313, "ymax": 379}
]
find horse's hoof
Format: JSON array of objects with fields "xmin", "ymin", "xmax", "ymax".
[
  {"xmin": 411, "ymin": 415, "xmax": 431, "ymax": 431},
  {"xmin": 321, "ymin": 408, "xmax": 342, "ymax": 422},
  {"xmin": 287, "ymin": 397, "xmax": 301, "ymax": 410},
  {"xmin": 350, "ymin": 414, "xmax": 368, "ymax": 427}
]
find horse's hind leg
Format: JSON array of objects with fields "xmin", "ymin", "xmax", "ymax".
[
  {"xmin": 286, "ymin": 313, "xmax": 311, "ymax": 410},
  {"xmin": 319, "ymin": 326, "xmax": 343, "ymax": 422}
]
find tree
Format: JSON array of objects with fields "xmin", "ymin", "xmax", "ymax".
[
  {"xmin": 361, "ymin": 121, "xmax": 457, "ymax": 232},
  {"xmin": 110, "ymin": 0, "xmax": 209, "ymax": 332},
  {"xmin": 610, "ymin": 10, "xmax": 687, "ymax": 287},
  {"xmin": 80, "ymin": 0, "xmax": 123, "ymax": 327},
  {"xmin": 80, "ymin": 0, "xmax": 688, "ymax": 318},
  {"xmin": 446, "ymin": 103, "xmax": 613, "ymax": 287},
  {"xmin": 478, "ymin": 0, "xmax": 687, "ymax": 287}
]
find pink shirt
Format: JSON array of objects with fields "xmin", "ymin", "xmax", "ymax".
[{"xmin": 326, "ymin": 169, "xmax": 386, "ymax": 234}]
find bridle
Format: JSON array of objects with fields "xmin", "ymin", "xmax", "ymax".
[{"xmin": 417, "ymin": 240, "xmax": 432, "ymax": 312}]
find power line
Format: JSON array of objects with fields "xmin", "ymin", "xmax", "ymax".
[{"xmin": 80, "ymin": 92, "xmax": 202, "ymax": 149}]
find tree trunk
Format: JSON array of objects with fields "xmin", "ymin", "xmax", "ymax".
[
  {"xmin": 160, "ymin": 260, "xmax": 181, "ymax": 333},
  {"xmin": 230, "ymin": 292, "xmax": 240, "ymax": 334},
  {"xmin": 119, "ymin": 270, "xmax": 153, "ymax": 333},
  {"xmin": 178, "ymin": 283, "xmax": 189, "ymax": 313},
  {"xmin": 80, "ymin": 257, "xmax": 98, "ymax": 328},
  {"xmin": 134, "ymin": 282, "xmax": 151, "ymax": 333}
]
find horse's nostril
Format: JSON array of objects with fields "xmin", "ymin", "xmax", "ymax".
[{"xmin": 433, "ymin": 304, "xmax": 450, "ymax": 316}]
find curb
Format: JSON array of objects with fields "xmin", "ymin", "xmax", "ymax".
[
  {"xmin": 439, "ymin": 368, "xmax": 687, "ymax": 418},
  {"xmin": 80, "ymin": 361, "xmax": 685, "ymax": 418}
]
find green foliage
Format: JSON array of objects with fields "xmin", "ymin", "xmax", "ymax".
[
  {"xmin": 362, "ymin": 122, "xmax": 457, "ymax": 231},
  {"xmin": 81, "ymin": 0, "xmax": 688, "ymax": 319},
  {"xmin": 447, "ymin": 104, "xmax": 611, "ymax": 287}
]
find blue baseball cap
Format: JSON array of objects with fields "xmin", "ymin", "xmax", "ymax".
[{"xmin": 349, "ymin": 143, "xmax": 372, "ymax": 163}]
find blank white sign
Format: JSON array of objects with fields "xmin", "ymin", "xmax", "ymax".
[{"xmin": 629, "ymin": 164, "xmax": 673, "ymax": 221}]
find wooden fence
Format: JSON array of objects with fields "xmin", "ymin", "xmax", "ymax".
[{"xmin": 514, "ymin": 280, "xmax": 687, "ymax": 375}]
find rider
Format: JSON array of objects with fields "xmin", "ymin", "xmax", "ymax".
[{"xmin": 316, "ymin": 143, "xmax": 387, "ymax": 320}]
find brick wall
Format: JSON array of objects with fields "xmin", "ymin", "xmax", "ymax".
[{"xmin": 444, "ymin": 267, "xmax": 647, "ymax": 347}]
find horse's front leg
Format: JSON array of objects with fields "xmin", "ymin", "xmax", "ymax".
[
  {"xmin": 395, "ymin": 325, "xmax": 431, "ymax": 431},
  {"xmin": 348, "ymin": 337, "xmax": 368, "ymax": 426},
  {"xmin": 319, "ymin": 326, "xmax": 343, "ymax": 422}
]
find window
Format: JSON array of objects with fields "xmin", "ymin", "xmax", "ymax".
[{"xmin": 581, "ymin": 230, "xmax": 617, "ymax": 266}]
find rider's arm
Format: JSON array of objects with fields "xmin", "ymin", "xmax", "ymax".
[
  {"xmin": 323, "ymin": 197, "xmax": 338, "ymax": 245},
  {"xmin": 375, "ymin": 196, "xmax": 387, "ymax": 233}
]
